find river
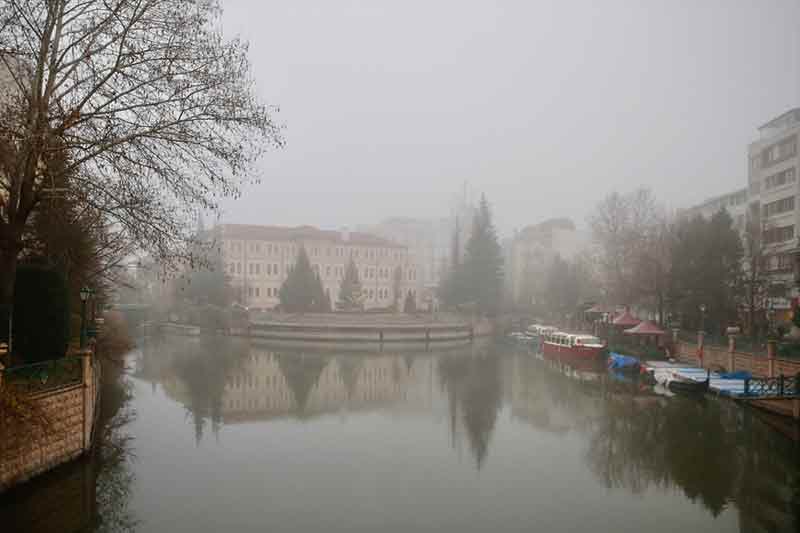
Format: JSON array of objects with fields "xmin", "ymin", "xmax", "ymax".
[{"xmin": 2, "ymin": 335, "xmax": 798, "ymax": 532}]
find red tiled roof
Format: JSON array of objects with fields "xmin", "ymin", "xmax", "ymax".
[
  {"xmin": 218, "ymin": 224, "xmax": 404, "ymax": 248},
  {"xmin": 624, "ymin": 320, "xmax": 666, "ymax": 336},
  {"xmin": 612, "ymin": 310, "xmax": 640, "ymax": 327}
]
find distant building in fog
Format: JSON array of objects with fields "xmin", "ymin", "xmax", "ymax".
[
  {"xmin": 682, "ymin": 188, "xmax": 748, "ymax": 234},
  {"xmin": 218, "ymin": 224, "xmax": 419, "ymax": 310},
  {"xmin": 359, "ymin": 186, "xmax": 478, "ymax": 303},
  {"xmin": 506, "ymin": 218, "xmax": 589, "ymax": 306}
]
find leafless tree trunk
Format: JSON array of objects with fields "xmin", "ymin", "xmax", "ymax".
[{"xmin": 0, "ymin": 0, "xmax": 282, "ymax": 310}]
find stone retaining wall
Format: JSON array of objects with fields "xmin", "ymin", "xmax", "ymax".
[
  {"xmin": 246, "ymin": 317, "xmax": 492, "ymax": 343},
  {"xmin": 0, "ymin": 352, "xmax": 99, "ymax": 493}
]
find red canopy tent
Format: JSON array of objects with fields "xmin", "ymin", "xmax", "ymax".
[
  {"xmin": 624, "ymin": 319, "xmax": 666, "ymax": 348},
  {"xmin": 612, "ymin": 310, "xmax": 640, "ymax": 328},
  {"xmin": 586, "ymin": 303, "xmax": 614, "ymax": 315},
  {"xmin": 623, "ymin": 320, "xmax": 665, "ymax": 336}
]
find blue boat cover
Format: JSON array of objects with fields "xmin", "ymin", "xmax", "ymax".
[
  {"xmin": 718, "ymin": 370, "xmax": 751, "ymax": 380},
  {"xmin": 608, "ymin": 352, "xmax": 640, "ymax": 370}
]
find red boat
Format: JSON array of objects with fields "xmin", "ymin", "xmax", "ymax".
[{"xmin": 541, "ymin": 331, "xmax": 606, "ymax": 365}]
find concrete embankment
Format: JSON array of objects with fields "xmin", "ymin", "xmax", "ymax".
[{"xmin": 243, "ymin": 313, "xmax": 493, "ymax": 345}]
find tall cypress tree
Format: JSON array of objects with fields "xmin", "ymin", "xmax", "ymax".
[
  {"xmin": 338, "ymin": 258, "xmax": 363, "ymax": 310},
  {"xmin": 462, "ymin": 194, "xmax": 504, "ymax": 313},
  {"xmin": 279, "ymin": 247, "xmax": 318, "ymax": 312}
]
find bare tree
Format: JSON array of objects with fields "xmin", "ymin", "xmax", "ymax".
[
  {"xmin": 740, "ymin": 206, "xmax": 771, "ymax": 337},
  {"xmin": 588, "ymin": 188, "xmax": 661, "ymax": 306},
  {"xmin": 0, "ymin": 0, "xmax": 282, "ymax": 310}
]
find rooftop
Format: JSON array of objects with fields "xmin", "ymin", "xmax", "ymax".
[
  {"xmin": 757, "ymin": 108, "xmax": 800, "ymax": 140},
  {"xmin": 218, "ymin": 224, "xmax": 405, "ymax": 248}
]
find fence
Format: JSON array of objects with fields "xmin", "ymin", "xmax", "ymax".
[
  {"xmin": 0, "ymin": 349, "xmax": 99, "ymax": 493},
  {"xmin": 2, "ymin": 358, "xmax": 83, "ymax": 394},
  {"xmin": 675, "ymin": 339, "xmax": 800, "ymax": 378}
]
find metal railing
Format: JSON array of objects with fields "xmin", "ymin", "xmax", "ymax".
[
  {"xmin": 743, "ymin": 373, "xmax": 800, "ymax": 397},
  {"xmin": 2, "ymin": 358, "xmax": 83, "ymax": 394}
]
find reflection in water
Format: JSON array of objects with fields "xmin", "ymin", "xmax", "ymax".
[
  {"xmin": 4, "ymin": 337, "xmax": 799, "ymax": 532},
  {"xmin": 512, "ymin": 352, "xmax": 800, "ymax": 531},
  {"xmin": 438, "ymin": 349, "xmax": 503, "ymax": 469}
]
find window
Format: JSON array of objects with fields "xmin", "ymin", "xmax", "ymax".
[
  {"xmin": 326, "ymin": 265, "xmax": 331, "ymax": 277},
  {"xmin": 762, "ymin": 135, "xmax": 798, "ymax": 168},
  {"xmin": 255, "ymin": 287, "xmax": 260, "ymax": 297},
  {"xmin": 764, "ymin": 167, "xmax": 797, "ymax": 190},
  {"xmin": 248, "ymin": 287, "xmax": 254, "ymax": 297},
  {"xmin": 256, "ymin": 263, "xmax": 261, "ymax": 275},
  {"xmin": 763, "ymin": 224, "xmax": 794, "ymax": 244},
  {"xmin": 763, "ymin": 196, "xmax": 795, "ymax": 218},
  {"xmin": 237, "ymin": 262, "xmax": 242, "ymax": 274}
]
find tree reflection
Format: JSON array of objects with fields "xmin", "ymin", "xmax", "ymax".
[
  {"xmin": 169, "ymin": 336, "xmax": 250, "ymax": 444},
  {"xmin": 275, "ymin": 352, "xmax": 329, "ymax": 414},
  {"xmin": 438, "ymin": 350, "xmax": 502, "ymax": 469},
  {"xmin": 584, "ymin": 383, "xmax": 800, "ymax": 529}
]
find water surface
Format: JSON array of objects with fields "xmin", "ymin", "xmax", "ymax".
[{"xmin": 2, "ymin": 336, "xmax": 798, "ymax": 532}]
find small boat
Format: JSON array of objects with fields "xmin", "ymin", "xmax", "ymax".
[
  {"xmin": 541, "ymin": 330, "xmax": 605, "ymax": 362},
  {"xmin": 667, "ymin": 370, "xmax": 710, "ymax": 395},
  {"xmin": 607, "ymin": 352, "xmax": 640, "ymax": 372}
]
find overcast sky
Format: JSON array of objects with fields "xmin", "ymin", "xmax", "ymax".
[{"xmin": 218, "ymin": 0, "xmax": 800, "ymax": 236}]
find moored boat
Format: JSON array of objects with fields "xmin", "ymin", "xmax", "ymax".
[{"xmin": 541, "ymin": 331, "xmax": 606, "ymax": 362}]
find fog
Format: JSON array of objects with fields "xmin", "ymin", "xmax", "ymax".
[{"xmin": 219, "ymin": 0, "xmax": 799, "ymax": 233}]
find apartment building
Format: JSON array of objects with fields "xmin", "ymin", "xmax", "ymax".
[
  {"xmin": 218, "ymin": 224, "xmax": 419, "ymax": 310},
  {"xmin": 506, "ymin": 218, "xmax": 590, "ymax": 306},
  {"xmin": 747, "ymin": 108, "xmax": 800, "ymax": 315},
  {"xmin": 683, "ymin": 188, "xmax": 748, "ymax": 234}
]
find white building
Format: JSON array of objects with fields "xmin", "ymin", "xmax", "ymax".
[
  {"xmin": 506, "ymin": 218, "xmax": 590, "ymax": 306},
  {"xmin": 747, "ymin": 108, "xmax": 800, "ymax": 317},
  {"xmin": 218, "ymin": 224, "xmax": 419, "ymax": 310},
  {"xmin": 683, "ymin": 188, "xmax": 748, "ymax": 235}
]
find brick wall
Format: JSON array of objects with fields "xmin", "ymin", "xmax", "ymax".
[
  {"xmin": 675, "ymin": 341, "xmax": 800, "ymax": 378},
  {"xmin": 0, "ymin": 354, "xmax": 99, "ymax": 493}
]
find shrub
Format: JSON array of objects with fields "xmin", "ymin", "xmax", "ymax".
[{"xmin": 12, "ymin": 265, "xmax": 70, "ymax": 362}]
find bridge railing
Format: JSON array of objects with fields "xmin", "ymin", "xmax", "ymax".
[{"xmin": 743, "ymin": 373, "xmax": 800, "ymax": 397}]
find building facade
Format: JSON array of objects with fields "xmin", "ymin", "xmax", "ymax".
[
  {"xmin": 683, "ymin": 188, "xmax": 748, "ymax": 235},
  {"xmin": 747, "ymin": 108, "xmax": 800, "ymax": 315},
  {"xmin": 219, "ymin": 224, "xmax": 419, "ymax": 310},
  {"xmin": 506, "ymin": 218, "xmax": 590, "ymax": 306}
]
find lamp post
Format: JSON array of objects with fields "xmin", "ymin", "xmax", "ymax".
[
  {"xmin": 80, "ymin": 286, "xmax": 90, "ymax": 349},
  {"xmin": 699, "ymin": 304, "xmax": 707, "ymax": 334},
  {"xmin": 767, "ymin": 299, "xmax": 775, "ymax": 338}
]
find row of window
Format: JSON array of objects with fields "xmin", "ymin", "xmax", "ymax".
[
  {"xmin": 760, "ymin": 135, "xmax": 798, "ymax": 169},
  {"xmin": 763, "ymin": 166, "xmax": 797, "ymax": 191},
  {"xmin": 225, "ymin": 240, "xmax": 406, "ymax": 262},
  {"xmin": 763, "ymin": 224, "xmax": 795, "ymax": 245},
  {"xmin": 762, "ymin": 195, "xmax": 795, "ymax": 218},
  {"xmin": 761, "ymin": 253, "xmax": 794, "ymax": 272},
  {"xmin": 246, "ymin": 286, "xmax": 280, "ymax": 298},
  {"xmin": 227, "ymin": 261, "xmax": 418, "ymax": 282}
]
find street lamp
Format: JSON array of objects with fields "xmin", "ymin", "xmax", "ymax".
[
  {"xmin": 79, "ymin": 286, "xmax": 90, "ymax": 349},
  {"xmin": 699, "ymin": 304, "xmax": 707, "ymax": 334},
  {"xmin": 766, "ymin": 300, "xmax": 776, "ymax": 338}
]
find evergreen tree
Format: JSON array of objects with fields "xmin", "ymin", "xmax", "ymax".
[
  {"xmin": 279, "ymin": 247, "xmax": 318, "ymax": 312},
  {"xmin": 313, "ymin": 273, "xmax": 331, "ymax": 312},
  {"xmin": 403, "ymin": 291, "xmax": 417, "ymax": 314},
  {"xmin": 392, "ymin": 265, "xmax": 403, "ymax": 312},
  {"xmin": 462, "ymin": 194, "xmax": 504, "ymax": 313},
  {"xmin": 669, "ymin": 210, "xmax": 742, "ymax": 332},
  {"xmin": 338, "ymin": 258, "xmax": 363, "ymax": 310}
]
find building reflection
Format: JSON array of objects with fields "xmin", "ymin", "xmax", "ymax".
[{"xmin": 137, "ymin": 335, "xmax": 504, "ymax": 469}]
